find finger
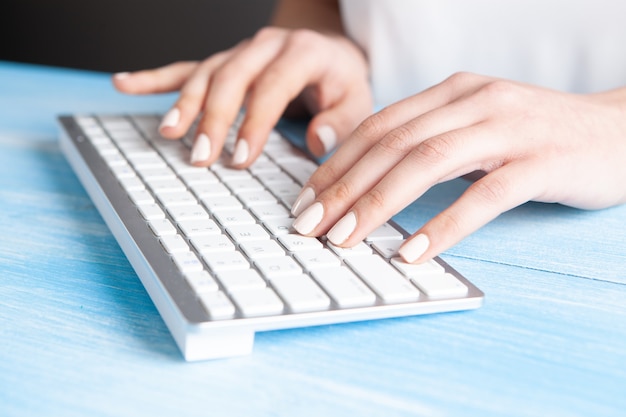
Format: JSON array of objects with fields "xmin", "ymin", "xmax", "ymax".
[
  {"xmin": 398, "ymin": 160, "xmax": 543, "ymax": 263},
  {"xmin": 299, "ymin": 72, "xmax": 491, "ymax": 200},
  {"xmin": 112, "ymin": 61, "xmax": 198, "ymax": 95},
  {"xmin": 305, "ymin": 83, "xmax": 373, "ymax": 157},
  {"xmin": 291, "ymin": 82, "xmax": 493, "ymax": 223},
  {"xmin": 233, "ymin": 30, "xmax": 341, "ymax": 167},
  {"xmin": 317, "ymin": 122, "xmax": 508, "ymax": 246},
  {"xmin": 158, "ymin": 51, "xmax": 235, "ymax": 140},
  {"xmin": 191, "ymin": 28, "xmax": 289, "ymax": 166}
]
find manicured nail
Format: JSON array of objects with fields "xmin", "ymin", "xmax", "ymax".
[
  {"xmin": 232, "ymin": 139, "xmax": 249, "ymax": 165},
  {"xmin": 327, "ymin": 212, "xmax": 357, "ymax": 245},
  {"xmin": 398, "ymin": 234, "xmax": 430, "ymax": 263},
  {"xmin": 113, "ymin": 72, "xmax": 130, "ymax": 80},
  {"xmin": 316, "ymin": 125, "xmax": 337, "ymax": 154},
  {"xmin": 159, "ymin": 107, "xmax": 180, "ymax": 130},
  {"xmin": 191, "ymin": 133, "xmax": 211, "ymax": 164},
  {"xmin": 291, "ymin": 186, "xmax": 316, "ymax": 216},
  {"xmin": 292, "ymin": 202, "xmax": 324, "ymax": 235}
]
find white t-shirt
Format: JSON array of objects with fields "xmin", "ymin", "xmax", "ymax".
[{"xmin": 339, "ymin": 0, "xmax": 626, "ymax": 106}]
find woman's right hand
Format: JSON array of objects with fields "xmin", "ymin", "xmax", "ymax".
[{"xmin": 112, "ymin": 26, "xmax": 373, "ymax": 168}]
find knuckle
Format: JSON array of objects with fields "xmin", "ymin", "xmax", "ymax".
[
  {"xmin": 355, "ymin": 111, "xmax": 390, "ymax": 141},
  {"xmin": 411, "ymin": 134, "xmax": 457, "ymax": 164},
  {"xmin": 287, "ymin": 28, "xmax": 323, "ymax": 49},
  {"xmin": 435, "ymin": 210, "xmax": 464, "ymax": 238},
  {"xmin": 326, "ymin": 180, "xmax": 353, "ymax": 203},
  {"xmin": 443, "ymin": 71, "xmax": 476, "ymax": 89},
  {"xmin": 470, "ymin": 175, "xmax": 511, "ymax": 205},
  {"xmin": 374, "ymin": 125, "xmax": 416, "ymax": 156},
  {"xmin": 253, "ymin": 26, "xmax": 283, "ymax": 42},
  {"xmin": 479, "ymin": 79, "xmax": 519, "ymax": 103},
  {"xmin": 360, "ymin": 188, "xmax": 387, "ymax": 212}
]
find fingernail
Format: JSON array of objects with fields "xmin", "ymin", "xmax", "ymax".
[
  {"xmin": 232, "ymin": 138, "xmax": 249, "ymax": 165},
  {"xmin": 398, "ymin": 234, "xmax": 430, "ymax": 263},
  {"xmin": 292, "ymin": 202, "xmax": 324, "ymax": 235},
  {"xmin": 316, "ymin": 125, "xmax": 337, "ymax": 154},
  {"xmin": 191, "ymin": 133, "xmax": 211, "ymax": 164},
  {"xmin": 327, "ymin": 211, "xmax": 357, "ymax": 245},
  {"xmin": 113, "ymin": 72, "xmax": 130, "ymax": 80},
  {"xmin": 291, "ymin": 186, "xmax": 316, "ymax": 216},
  {"xmin": 159, "ymin": 107, "xmax": 180, "ymax": 130}
]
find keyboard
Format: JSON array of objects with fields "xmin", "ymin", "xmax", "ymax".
[{"xmin": 58, "ymin": 113, "xmax": 484, "ymax": 361}]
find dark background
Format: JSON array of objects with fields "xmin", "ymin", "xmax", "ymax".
[{"xmin": 0, "ymin": 0, "xmax": 277, "ymax": 72}]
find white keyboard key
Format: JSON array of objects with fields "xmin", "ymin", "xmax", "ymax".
[
  {"xmin": 213, "ymin": 209, "xmax": 256, "ymax": 227},
  {"xmin": 229, "ymin": 288, "xmax": 284, "ymax": 318},
  {"xmin": 147, "ymin": 178, "xmax": 186, "ymax": 194},
  {"xmin": 167, "ymin": 204, "xmax": 209, "ymax": 222},
  {"xmin": 269, "ymin": 182, "xmax": 301, "ymax": 198},
  {"xmin": 263, "ymin": 218, "xmax": 295, "ymax": 236},
  {"xmin": 270, "ymin": 275, "xmax": 331, "ymax": 313},
  {"xmin": 158, "ymin": 191, "xmax": 197, "ymax": 207},
  {"xmin": 212, "ymin": 166, "xmax": 252, "ymax": 181},
  {"xmin": 148, "ymin": 218, "xmax": 177, "ymax": 236},
  {"xmin": 192, "ymin": 183, "xmax": 231, "ymax": 198},
  {"xmin": 198, "ymin": 291, "xmax": 236, "ymax": 320},
  {"xmin": 185, "ymin": 271, "xmax": 219, "ymax": 293},
  {"xmin": 249, "ymin": 160, "xmax": 281, "ymax": 174},
  {"xmin": 371, "ymin": 240, "xmax": 404, "ymax": 259},
  {"xmin": 179, "ymin": 170, "xmax": 218, "ymax": 185},
  {"xmin": 110, "ymin": 162, "xmax": 136, "ymax": 176},
  {"xmin": 250, "ymin": 204, "xmax": 291, "ymax": 221},
  {"xmin": 255, "ymin": 171, "xmax": 294, "ymax": 186},
  {"xmin": 312, "ymin": 267, "xmax": 376, "ymax": 308},
  {"xmin": 201, "ymin": 195, "xmax": 242, "ymax": 212},
  {"xmin": 224, "ymin": 177, "xmax": 264, "ymax": 194},
  {"xmin": 327, "ymin": 241, "xmax": 372, "ymax": 258},
  {"xmin": 390, "ymin": 257, "xmax": 445, "ymax": 277},
  {"xmin": 204, "ymin": 251, "xmax": 249, "ymax": 272},
  {"xmin": 240, "ymin": 240, "xmax": 286, "ymax": 260},
  {"xmin": 171, "ymin": 251, "xmax": 204, "ymax": 273},
  {"xmin": 344, "ymin": 256, "xmax": 420, "ymax": 303},
  {"xmin": 294, "ymin": 249, "xmax": 341, "ymax": 270},
  {"xmin": 216, "ymin": 269, "xmax": 266, "ymax": 292},
  {"xmin": 190, "ymin": 234, "xmax": 235, "ymax": 254},
  {"xmin": 119, "ymin": 176, "xmax": 145, "ymax": 191},
  {"xmin": 128, "ymin": 188, "xmax": 154, "ymax": 205},
  {"xmin": 365, "ymin": 223, "xmax": 404, "ymax": 242},
  {"xmin": 411, "ymin": 273, "xmax": 469, "ymax": 299},
  {"xmin": 137, "ymin": 203, "xmax": 165, "ymax": 220},
  {"xmin": 226, "ymin": 224, "xmax": 270, "ymax": 243},
  {"xmin": 237, "ymin": 190, "xmax": 277, "ymax": 207},
  {"xmin": 160, "ymin": 234, "xmax": 189, "ymax": 254},
  {"xmin": 255, "ymin": 256, "xmax": 302, "ymax": 278},
  {"xmin": 279, "ymin": 160, "xmax": 318, "ymax": 185},
  {"xmin": 177, "ymin": 219, "xmax": 221, "ymax": 237},
  {"xmin": 278, "ymin": 234, "xmax": 323, "ymax": 252},
  {"xmin": 138, "ymin": 167, "xmax": 176, "ymax": 181}
]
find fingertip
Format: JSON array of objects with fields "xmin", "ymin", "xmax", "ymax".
[
  {"xmin": 190, "ymin": 133, "xmax": 212, "ymax": 165},
  {"xmin": 307, "ymin": 124, "xmax": 338, "ymax": 156},
  {"xmin": 398, "ymin": 233, "xmax": 431, "ymax": 263}
]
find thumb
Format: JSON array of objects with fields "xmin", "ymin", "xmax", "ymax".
[{"xmin": 305, "ymin": 88, "xmax": 373, "ymax": 157}]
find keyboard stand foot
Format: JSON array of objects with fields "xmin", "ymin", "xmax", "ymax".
[{"xmin": 179, "ymin": 328, "xmax": 255, "ymax": 361}]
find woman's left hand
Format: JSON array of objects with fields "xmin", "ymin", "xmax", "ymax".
[{"xmin": 290, "ymin": 72, "xmax": 626, "ymax": 263}]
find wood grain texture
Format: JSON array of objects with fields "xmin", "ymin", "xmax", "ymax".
[{"xmin": 1, "ymin": 61, "xmax": 624, "ymax": 417}]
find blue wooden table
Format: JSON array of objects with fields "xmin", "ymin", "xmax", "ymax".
[{"xmin": 1, "ymin": 61, "xmax": 625, "ymax": 417}]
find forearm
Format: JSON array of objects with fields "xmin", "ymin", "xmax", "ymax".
[{"xmin": 270, "ymin": 0, "xmax": 343, "ymax": 34}]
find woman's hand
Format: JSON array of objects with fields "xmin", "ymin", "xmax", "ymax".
[
  {"xmin": 113, "ymin": 26, "xmax": 372, "ymax": 167},
  {"xmin": 291, "ymin": 72, "xmax": 626, "ymax": 263}
]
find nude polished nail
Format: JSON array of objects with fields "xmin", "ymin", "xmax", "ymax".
[
  {"xmin": 191, "ymin": 133, "xmax": 211, "ymax": 164},
  {"xmin": 398, "ymin": 234, "xmax": 430, "ymax": 263},
  {"xmin": 292, "ymin": 202, "xmax": 324, "ymax": 235},
  {"xmin": 291, "ymin": 186, "xmax": 316, "ymax": 217},
  {"xmin": 159, "ymin": 107, "xmax": 180, "ymax": 130},
  {"xmin": 327, "ymin": 211, "xmax": 357, "ymax": 245},
  {"xmin": 316, "ymin": 125, "xmax": 337, "ymax": 154},
  {"xmin": 232, "ymin": 139, "xmax": 249, "ymax": 165}
]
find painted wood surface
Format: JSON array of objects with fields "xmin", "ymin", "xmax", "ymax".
[{"xmin": 1, "ymin": 61, "xmax": 625, "ymax": 417}]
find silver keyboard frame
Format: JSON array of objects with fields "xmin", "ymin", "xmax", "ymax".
[{"xmin": 59, "ymin": 115, "xmax": 484, "ymax": 361}]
